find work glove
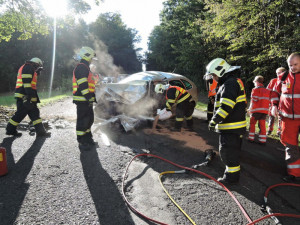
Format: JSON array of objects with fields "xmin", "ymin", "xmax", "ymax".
[
  {"xmin": 271, "ymin": 105, "xmax": 278, "ymax": 117},
  {"xmin": 208, "ymin": 120, "xmax": 216, "ymax": 131}
]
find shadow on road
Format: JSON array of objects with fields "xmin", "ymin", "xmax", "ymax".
[
  {"xmin": 80, "ymin": 147, "xmax": 135, "ymax": 224},
  {"xmin": 0, "ymin": 137, "xmax": 46, "ymax": 225},
  {"xmin": 104, "ymin": 116, "xmax": 300, "ymax": 225}
]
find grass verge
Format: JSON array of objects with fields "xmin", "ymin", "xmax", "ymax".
[{"xmin": 0, "ymin": 91, "xmax": 72, "ymax": 108}]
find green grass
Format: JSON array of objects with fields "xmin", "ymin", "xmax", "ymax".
[
  {"xmin": 195, "ymin": 101, "xmax": 207, "ymax": 111},
  {"xmin": 0, "ymin": 91, "xmax": 72, "ymax": 108}
]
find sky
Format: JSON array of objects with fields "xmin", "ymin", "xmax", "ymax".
[{"xmin": 84, "ymin": 0, "xmax": 165, "ymax": 52}]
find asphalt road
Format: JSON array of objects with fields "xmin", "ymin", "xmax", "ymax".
[{"xmin": 0, "ymin": 97, "xmax": 299, "ymax": 225}]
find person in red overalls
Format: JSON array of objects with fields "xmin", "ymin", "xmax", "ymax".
[
  {"xmin": 271, "ymin": 52, "xmax": 300, "ymax": 182},
  {"xmin": 247, "ymin": 76, "xmax": 270, "ymax": 145},
  {"xmin": 266, "ymin": 67, "xmax": 287, "ymax": 136}
]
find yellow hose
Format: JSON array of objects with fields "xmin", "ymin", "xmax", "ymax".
[{"xmin": 158, "ymin": 171, "xmax": 197, "ymax": 225}]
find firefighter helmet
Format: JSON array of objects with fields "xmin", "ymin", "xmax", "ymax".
[
  {"xmin": 78, "ymin": 47, "xmax": 97, "ymax": 62},
  {"xmin": 205, "ymin": 58, "xmax": 231, "ymax": 78},
  {"xmin": 30, "ymin": 57, "xmax": 43, "ymax": 67},
  {"xmin": 155, "ymin": 84, "xmax": 167, "ymax": 94}
]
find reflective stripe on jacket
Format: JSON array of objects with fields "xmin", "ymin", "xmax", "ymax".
[
  {"xmin": 212, "ymin": 75, "xmax": 247, "ymax": 134},
  {"xmin": 165, "ymin": 86, "xmax": 191, "ymax": 110},
  {"xmin": 250, "ymin": 84, "xmax": 270, "ymax": 114},
  {"xmin": 73, "ymin": 63, "xmax": 96, "ymax": 102},
  {"xmin": 272, "ymin": 72, "xmax": 300, "ymax": 119}
]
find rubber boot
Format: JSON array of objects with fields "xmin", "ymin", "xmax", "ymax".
[
  {"xmin": 6, "ymin": 122, "xmax": 22, "ymax": 137},
  {"xmin": 217, "ymin": 171, "xmax": 240, "ymax": 184},
  {"xmin": 35, "ymin": 122, "xmax": 51, "ymax": 138},
  {"xmin": 172, "ymin": 121, "xmax": 182, "ymax": 132},
  {"xmin": 186, "ymin": 119, "xmax": 194, "ymax": 131}
]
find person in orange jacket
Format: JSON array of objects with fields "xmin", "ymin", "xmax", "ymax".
[
  {"xmin": 266, "ymin": 67, "xmax": 287, "ymax": 136},
  {"xmin": 248, "ymin": 76, "xmax": 270, "ymax": 145},
  {"xmin": 271, "ymin": 52, "xmax": 300, "ymax": 182},
  {"xmin": 205, "ymin": 78, "xmax": 218, "ymax": 122}
]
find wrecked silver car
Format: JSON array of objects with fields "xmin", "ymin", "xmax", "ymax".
[{"xmin": 94, "ymin": 71, "xmax": 198, "ymax": 131}]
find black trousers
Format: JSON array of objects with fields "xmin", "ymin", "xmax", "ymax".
[
  {"xmin": 76, "ymin": 103, "xmax": 94, "ymax": 143},
  {"xmin": 6, "ymin": 98, "xmax": 45, "ymax": 134},
  {"xmin": 219, "ymin": 133, "xmax": 243, "ymax": 180},
  {"xmin": 175, "ymin": 100, "xmax": 195, "ymax": 129}
]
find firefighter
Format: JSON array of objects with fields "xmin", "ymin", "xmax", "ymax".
[
  {"xmin": 206, "ymin": 77, "xmax": 218, "ymax": 122},
  {"xmin": 266, "ymin": 67, "xmax": 286, "ymax": 136},
  {"xmin": 247, "ymin": 75, "xmax": 270, "ymax": 145},
  {"xmin": 154, "ymin": 84, "xmax": 195, "ymax": 131},
  {"xmin": 205, "ymin": 58, "xmax": 247, "ymax": 184},
  {"xmin": 6, "ymin": 58, "xmax": 51, "ymax": 137},
  {"xmin": 271, "ymin": 52, "xmax": 300, "ymax": 182},
  {"xmin": 73, "ymin": 47, "xmax": 97, "ymax": 149}
]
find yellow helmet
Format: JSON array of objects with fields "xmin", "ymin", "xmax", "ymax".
[
  {"xmin": 30, "ymin": 57, "xmax": 43, "ymax": 67},
  {"xmin": 78, "ymin": 46, "xmax": 97, "ymax": 62}
]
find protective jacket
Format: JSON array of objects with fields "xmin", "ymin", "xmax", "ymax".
[
  {"xmin": 165, "ymin": 86, "xmax": 191, "ymax": 110},
  {"xmin": 212, "ymin": 75, "xmax": 247, "ymax": 134},
  {"xmin": 249, "ymin": 83, "xmax": 270, "ymax": 114},
  {"xmin": 15, "ymin": 63, "xmax": 40, "ymax": 103},
  {"xmin": 73, "ymin": 60, "xmax": 96, "ymax": 103},
  {"xmin": 272, "ymin": 71, "xmax": 300, "ymax": 119}
]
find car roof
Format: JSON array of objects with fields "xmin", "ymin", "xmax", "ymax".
[{"xmin": 118, "ymin": 71, "xmax": 187, "ymax": 84}]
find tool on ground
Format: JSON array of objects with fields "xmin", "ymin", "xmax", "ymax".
[{"xmin": 0, "ymin": 147, "xmax": 8, "ymax": 176}]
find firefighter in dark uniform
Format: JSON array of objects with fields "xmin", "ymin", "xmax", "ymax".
[
  {"xmin": 6, "ymin": 58, "xmax": 51, "ymax": 137},
  {"xmin": 205, "ymin": 58, "xmax": 247, "ymax": 184},
  {"xmin": 154, "ymin": 84, "xmax": 195, "ymax": 131},
  {"xmin": 73, "ymin": 47, "xmax": 97, "ymax": 149}
]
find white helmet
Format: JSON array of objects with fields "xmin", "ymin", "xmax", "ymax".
[
  {"xmin": 77, "ymin": 46, "xmax": 97, "ymax": 62},
  {"xmin": 205, "ymin": 58, "xmax": 231, "ymax": 78},
  {"xmin": 155, "ymin": 83, "xmax": 167, "ymax": 94},
  {"xmin": 30, "ymin": 57, "xmax": 43, "ymax": 67}
]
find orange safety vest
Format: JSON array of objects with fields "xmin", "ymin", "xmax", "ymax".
[
  {"xmin": 15, "ymin": 64, "xmax": 37, "ymax": 90},
  {"xmin": 166, "ymin": 86, "xmax": 190, "ymax": 103},
  {"xmin": 208, "ymin": 79, "xmax": 217, "ymax": 97},
  {"xmin": 72, "ymin": 63, "xmax": 96, "ymax": 102}
]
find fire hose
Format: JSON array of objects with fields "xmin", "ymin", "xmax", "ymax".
[{"xmin": 122, "ymin": 152, "xmax": 300, "ymax": 225}]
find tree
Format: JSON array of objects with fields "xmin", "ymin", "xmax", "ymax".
[
  {"xmin": 0, "ymin": 0, "xmax": 101, "ymax": 42},
  {"xmin": 89, "ymin": 13, "xmax": 142, "ymax": 74}
]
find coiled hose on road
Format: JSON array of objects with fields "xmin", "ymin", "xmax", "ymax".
[{"xmin": 122, "ymin": 153, "xmax": 300, "ymax": 225}]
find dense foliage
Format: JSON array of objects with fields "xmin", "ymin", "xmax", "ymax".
[
  {"xmin": 0, "ymin": 0, "xmax": 141, "ymax": 93},
  {"xmin": 146, "ymin": 0, "xmax": 300, "ymax": 94}
]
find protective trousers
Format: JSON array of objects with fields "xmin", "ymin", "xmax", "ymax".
[
  {"xmin": 248, "ymin": 113, "xmax": 267, "ymax": 143},
  {"xmin": 280, "ymin": 117, "xmax": 300, "ymax": 177},
  {"xmin": 175, "ymin": 100, "xmax": 195, "ymax": 129},
  {"xmin": 6, "ymin": 99, "xmax": 46, "ymax": 134},
  {"xmin": 76, "ymin": 103, "xmax": 94, "ymax": 143},
  {"xmin": 219, "ymin": 133, "xmax": 242, "ymax": 182},
  {"xmin": 207, "ymin": 98, "xmax": 214, "ymax": 122}
]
